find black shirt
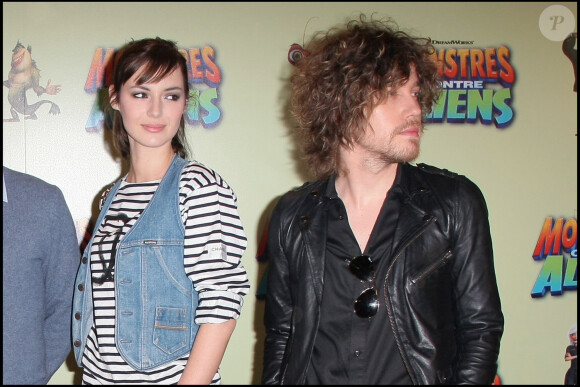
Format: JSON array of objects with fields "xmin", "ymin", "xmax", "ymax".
[{"xmin": 305, "ymin": 173, "xmax": 412, "ymax": 385}]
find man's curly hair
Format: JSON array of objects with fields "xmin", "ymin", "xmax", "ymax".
[{"xmin": 290, "ymin": 14, "xmax": 440, "ymax": 179}]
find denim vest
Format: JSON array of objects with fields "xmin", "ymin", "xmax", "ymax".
[{"xmin": 72, "ymin": 155, "xmax": 200, "ymax": 371}]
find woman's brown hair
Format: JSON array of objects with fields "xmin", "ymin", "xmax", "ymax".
[{"xmin": 107, "ymin": 37, "xmax": 190, "ymax": 159}]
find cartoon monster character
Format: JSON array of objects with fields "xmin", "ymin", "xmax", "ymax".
[
  {"xmin": 288, "ymin": 43, "xmax": 309, "ymax": 65},
  {"xmin": 3, "ymin": 42, "xmax": 61, "ymax": 122}
]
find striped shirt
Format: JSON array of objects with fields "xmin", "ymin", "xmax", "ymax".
[{"xmin": 81, "ymin": 161, "xmax": 249, "ymax": 385}]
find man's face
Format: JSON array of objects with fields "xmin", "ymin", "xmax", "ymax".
[{"xmin": 356, "ymin": 66, "xmax": 424, "ymax": 164}]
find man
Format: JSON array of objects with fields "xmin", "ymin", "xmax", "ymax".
[
  {"xmin": 262, "ymin": 15, "xmax": 504, "ymax": 385},
  {"xmin": 3, "ymin": 166, "xmax": 80, "ymax": 384}
]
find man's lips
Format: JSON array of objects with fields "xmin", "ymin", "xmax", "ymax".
[{"xmin": 400, "ymin": 126, "xmax": 422, "ymax": 138}]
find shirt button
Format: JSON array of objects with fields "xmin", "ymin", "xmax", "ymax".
[
  {"xmin": 354, "ymin": 350, "xmax": 361, "ymax": 357},
  {"xmin": 339, "ymin": 215, "xmax": 344, "ymax": 220}
]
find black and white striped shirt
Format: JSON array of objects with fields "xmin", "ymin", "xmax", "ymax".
[{"xmin": 82, "ymin": 161, "xmax": 249, "ymax": 385}]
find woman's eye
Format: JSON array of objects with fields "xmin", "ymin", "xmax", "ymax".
[
  {"xmin": 166, "ymin": 94, "xmax": 181, "ymax": 101},
  {"xmin": 133, "ymin": 92, "xmax": 147, "ymax": 99}
]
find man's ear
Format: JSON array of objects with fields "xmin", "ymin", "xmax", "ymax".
[{"xmin": 109, "ymin": 84, "xmax": 119, "ymax": 110}]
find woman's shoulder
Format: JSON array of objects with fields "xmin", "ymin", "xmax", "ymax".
[{"xmin": 181, "ymin": 160, "xmax": 230, "ymax": 189}]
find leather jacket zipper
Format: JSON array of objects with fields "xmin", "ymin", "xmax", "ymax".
[
  {"xmin": 410, "ymin": 249, "xmax": 453, "ymax": 285},
  {"xmin": 383, "ymin": 215, "xmax": 436, "ymax": 384}
]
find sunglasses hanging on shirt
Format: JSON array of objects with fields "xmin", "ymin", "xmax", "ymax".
[
  {"xmin": 348, "ymin": 254, "xmax": 379, "ymax": 318},
  {"xmin": 92, "ymin": 213, "xmax": 130, "ymax": 285}
]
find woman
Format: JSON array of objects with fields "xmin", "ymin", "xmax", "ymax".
[{"xmin": 72, "ymin": 37, "xmax": 249, "ymax": 384}]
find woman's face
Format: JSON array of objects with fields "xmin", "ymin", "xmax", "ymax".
[{"xmin": 110, "ymin": 65, "xmax": 187, "ymax": 155}]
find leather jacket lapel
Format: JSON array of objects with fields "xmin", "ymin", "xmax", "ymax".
[{"xmin": 391, "ymin": 164, "xmax": 437, "ymax": 262}]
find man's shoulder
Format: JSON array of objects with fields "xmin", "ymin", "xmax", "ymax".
[
  {"xmin": 414, "ymin": 162, "xmax": 459, "ymax": 178},
  {"xmin": 406, "ymin": 163, "xmax": 485, "ymax": 202},
  {"xmin": 406, "ymin": 162, "xmax": 471, "ymax": 188},
  {"xmin": 282, "ymin": 180, "xmax": 325, "ymax": 201},
  {"xmin": 272, "ymin": 180, "xmax": 326, "ymax": 217},
  {"xmin": 5, "ymin": 166, "xmax": 57, "ymax": 189},
  {"xmin": 4, "ymin": 166, "xmax": 64, "ymax": 202}
]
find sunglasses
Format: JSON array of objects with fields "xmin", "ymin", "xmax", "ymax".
[
  {"xmin": 348, "ymin": 254, "xmax": 379, "ymax": 318},
  {"xmin": 92, "ymin": 213, "xmax": 129, "ymax": 285}
]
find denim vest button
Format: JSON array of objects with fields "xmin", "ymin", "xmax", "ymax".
[
  {"xmin": 74, "ymin": 340, "xmax": 81, "ymax": 347},
  {"xmin": 74, "ymin": 312, "xmax": 81, "ymax": 320},
  {"xmin": 82, "ymin": 257, "xmax": 88, "ymax": 264},
  {"xmin": 78, "ymin": 284, "xmax": 84, "ymax": 291}
]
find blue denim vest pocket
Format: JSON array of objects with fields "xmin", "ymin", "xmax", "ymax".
[
  {"xmin": 116, "ymin": 241, "xmax": 199, "ymax": 370},
  {"xmin": 153, "ymin": 306, "xmax": 187, "ymax": 354}
]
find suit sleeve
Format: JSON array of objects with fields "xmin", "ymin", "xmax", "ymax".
[{"xmin": 43, "ymin": 187, "xmax": 80, "ymax": 378}]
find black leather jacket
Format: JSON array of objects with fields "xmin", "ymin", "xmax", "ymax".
[{"xmin": 262, "ymin": 162, "xmax": 504, "ymax": 385}]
